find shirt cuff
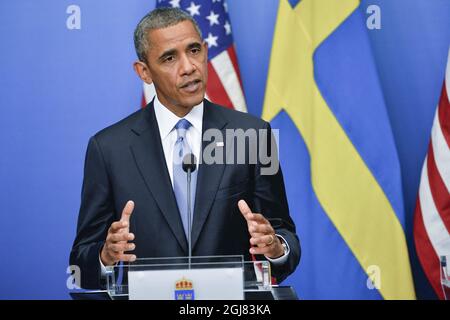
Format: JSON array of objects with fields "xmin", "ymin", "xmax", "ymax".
[
  {"xmin": 99, "ymin": 254, "xmax": 110, "ymax": 277},
  {"xmin": 265, "ymin": 234, "xmax": 290, "ymax": 265}
]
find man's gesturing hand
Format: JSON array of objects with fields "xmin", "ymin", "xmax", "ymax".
[
  {"xmin": 100, "ymin": 200, "xmax": 137, "ymax": 266},
  {"xmin": 238, "ymin": 200, "xmax": 285, "ymax": 259}
]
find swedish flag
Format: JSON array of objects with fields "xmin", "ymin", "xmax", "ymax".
[{"xmin": 263, "ymin": 0, "xmax": 415, "ymax": 299}]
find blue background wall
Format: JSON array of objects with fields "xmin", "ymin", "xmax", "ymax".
[{"xmin": 0, "ymin": 0, "xmax": 448, "ymax": 299}]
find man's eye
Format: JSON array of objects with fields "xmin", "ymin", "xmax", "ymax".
[
  {"xmin": 164, "ymin": 56, "xmax": 175, "ymax": 62},
  {"xmin": 191, "ymin": 48, "xmax": 200, "ymax": 54}
]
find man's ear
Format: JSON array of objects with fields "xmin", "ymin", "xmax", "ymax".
[{"xmin": 133, "ymin": 60, "xmax": 153, "ymax": 85}]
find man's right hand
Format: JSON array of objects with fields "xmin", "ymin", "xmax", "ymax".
[{"xmin": 100, "ymin": 200, "xmax": 137, "ymax": 266}]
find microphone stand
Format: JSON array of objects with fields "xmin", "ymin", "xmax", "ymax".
[
  {"xmin": 182, "ymin": 153, "xmax": 196, "ymax": 270},
  {"xmin": 187, "ymin": 166, "xmax": 192, "ymax": 269}
]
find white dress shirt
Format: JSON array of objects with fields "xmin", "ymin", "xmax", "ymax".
[{"xmin": 153, "ymin": 95, "xmax": 202, "ymax": 185}]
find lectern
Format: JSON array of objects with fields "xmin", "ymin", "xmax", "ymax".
[
  {"xmin": 70, "ymin": 255, "xmax": 298, "ymax": 300},
  {"xmin": 109, "ymin": 255, "xmax": 269, "ymax": 300}
]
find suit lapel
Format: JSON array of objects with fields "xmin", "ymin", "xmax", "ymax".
[
  {"xmin": 191, "ymin": 100, "xmax": 229, "ymax": 249},
  {"xmin": 130, "ymin": 101, "xmax": 188, "ymax": 253}
]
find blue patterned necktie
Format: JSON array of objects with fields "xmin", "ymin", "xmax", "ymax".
[{"xmin": 172, "ymin": 119, "xmax": 197, "ymax": 238}]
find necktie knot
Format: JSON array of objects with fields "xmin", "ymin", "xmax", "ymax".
[
  {"xmin": 173, "ymin": 118, "xmax": 192, "ymax": 159},
  {"xmin": 174, "ymin": 119, "xmax": 192, "ymax": 140}
]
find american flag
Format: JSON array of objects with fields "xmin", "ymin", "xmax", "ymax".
[
  {"xmin": 142, "ymin": 0, "xmax": 247, "ymax": 112},
  {"xmin": 414, "ymin": 48, "xmax": 450, "ymax": 300}
]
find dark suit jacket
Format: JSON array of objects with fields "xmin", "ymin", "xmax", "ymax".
[{"xmin": 70, "ymin": 99, "xmax": 300, "ymax": 289}]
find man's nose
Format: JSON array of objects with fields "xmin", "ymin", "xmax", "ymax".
[{"xmin": 179, "ymin": 54, "xmax": 196, "ymax": 76}]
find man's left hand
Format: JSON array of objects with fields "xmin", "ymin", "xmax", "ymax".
[{"xmin": 238, "ymin": 199, "xmax": 285, "ymax": 259}]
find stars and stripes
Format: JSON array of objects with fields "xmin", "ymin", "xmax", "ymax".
[
  {"xmin": 414, "ymin": 48, "xmax": 450, "ymax": 300},
  {"xmin": 143, "ymin": 0, "xmax": 247, "ymax": 112}
]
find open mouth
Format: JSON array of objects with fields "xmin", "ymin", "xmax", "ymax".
[{"xmin": 180, "ymin": 79, "xmax": 202, "ymax": 93}]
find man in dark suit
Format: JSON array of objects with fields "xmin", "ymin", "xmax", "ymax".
[{"xmin": 70, "ymin": 7, "xmax": 300, "ymax": 290}]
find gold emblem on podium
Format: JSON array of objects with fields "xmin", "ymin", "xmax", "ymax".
[{"xmin": 174, "ymin": 277, "xmax": 195, "ymax": 300}]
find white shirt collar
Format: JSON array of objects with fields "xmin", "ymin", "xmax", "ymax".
[{"xmin": 153, "ymin": 95, "xmax": 203, "ymax": 140}]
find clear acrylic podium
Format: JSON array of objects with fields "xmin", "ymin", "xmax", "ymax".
[{"xmin": 105, "ymin": 255, "xmax": 273, "ymax": 300}]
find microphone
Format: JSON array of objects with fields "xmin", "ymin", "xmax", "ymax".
[
  {"xmin": 182, "ymin": 153, "xmax": 197, "ymax": 174},
  {"xmin": 182, "ymin": 153, "xmax": 197, "ymax": 266}
]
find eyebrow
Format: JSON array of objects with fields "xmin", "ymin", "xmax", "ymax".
[
  {"xmin": 186, "ymin": 42, "xmax": 202, "ymax": 50},
  {"xmin": 157, "ymin": 42, "xmax": 202, "ymax": 62},
  {"xmin": 158, "ymin": 49, "xmax": 177, "ymax": 62}
]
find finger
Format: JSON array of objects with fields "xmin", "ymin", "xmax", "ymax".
[
  {"xmin": 249, "ymin": 246, "xmax": 271, "ymax": 255},
  {"xmin": 118, "ymin": 253, "xmax": 137, "ymax": 262},
  {"xmin": 250, "ymin": 237, "xmax": 266, "ymax": 248},
  {"xmin": 248, "ymin": 223, "xmax": 274, "ymax": 235},
  {"xmin": 247, "ymin": 213, "xmax": 268, "ymax": 224},
  {"xmin": 120, "ymin": 200, "xmax": 135, "ymax": 222},
  {"xmin": 250, "ymin": 235, "xmax": 276, "ymax": 247},
  {"xmin": 109, "ymin": 252, "xmax": 137, "ymax": 262},
  {"xmin": 109, "ymin": 220, "xmax": 129, "ymax": 233},
  {"xmin": 238, "ymin": 200, "xmax": 253, "ymax": 220},
  {"xmin": 108, "ymin": 232, "xmax": 135, "ymax": 243},
  {"xmin": 109, "ymin": 242, "xmax": 135, "ymax": 253},
  {"xmin": 109, "ymin": 242, "xmax": 136, "ymax": 253}
]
